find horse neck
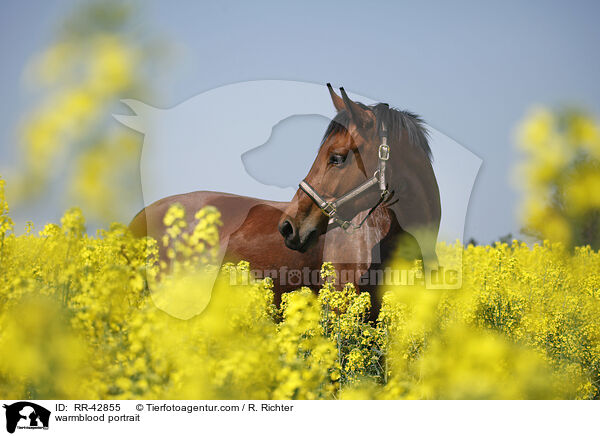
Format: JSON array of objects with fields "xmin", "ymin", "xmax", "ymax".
[{"xmin": 385, "ymin": 137, "xmax": 441, "ymax": 270}]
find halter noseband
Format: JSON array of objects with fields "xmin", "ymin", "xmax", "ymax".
[{"xmin": 299, "ymin": 116, "xmax": 391, "ymax": 233}]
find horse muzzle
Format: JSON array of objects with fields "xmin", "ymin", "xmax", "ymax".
[{"xmin": 278, "ymin": 217, "xmax": 320, "ymax": 252}]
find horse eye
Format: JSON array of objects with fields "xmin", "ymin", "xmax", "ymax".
[{"xmin": 329, "ymin": 154, "xmax": 346, "ymax": 166}]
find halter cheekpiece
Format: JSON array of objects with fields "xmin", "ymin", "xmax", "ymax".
[{"xmin": 299, "ymin": 113, "xmax": 392, "ymax": 233}]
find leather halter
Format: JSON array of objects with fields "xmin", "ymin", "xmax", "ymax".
[{"xmin": 299, "ymin": 116, "xmax": 391, "ymax": 233}]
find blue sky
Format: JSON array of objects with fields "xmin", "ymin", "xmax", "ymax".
[{"xmin": 1, "ymin": 0, "xmax": 600, "ymax": 243}]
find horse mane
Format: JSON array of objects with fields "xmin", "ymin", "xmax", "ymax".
[{"xmin": 321, "ymin": 102, "xmax": 432, "ymax": 162}]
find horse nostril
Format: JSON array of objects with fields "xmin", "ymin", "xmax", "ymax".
[{"xmin": 279, "ymin": 219, "xmax": 295, "ymax": 240}]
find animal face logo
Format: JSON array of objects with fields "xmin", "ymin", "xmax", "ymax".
[{"xmin": 3, "ymin": 402, "xmax": 50, "ymax": 433}]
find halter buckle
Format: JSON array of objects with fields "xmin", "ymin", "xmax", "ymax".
[
  {"xmin": 379, "ymin": 144, "xmax": 390, "ymax": 161},
  {"xmin": 322, "ymin": 202, "xmax": 337, "ymax": 217}
]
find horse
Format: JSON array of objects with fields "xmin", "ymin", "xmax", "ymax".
[{"xmin": 129, "ymin": 84, "xmax": 441, "ymax": 321}]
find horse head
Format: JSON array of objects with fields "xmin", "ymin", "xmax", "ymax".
[{"xmin": 278, "ymin": 84, "xmax": 441, "ymax": 271}]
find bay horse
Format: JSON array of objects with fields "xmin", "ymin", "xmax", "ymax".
[{"xmin": 129, "ymin": 84, "xmax": 441, "ymax": 321}]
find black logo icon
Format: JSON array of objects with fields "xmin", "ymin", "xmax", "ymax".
[{"xmin": 3, "ymin": 402, "xmax": 50, "ymax": 434}]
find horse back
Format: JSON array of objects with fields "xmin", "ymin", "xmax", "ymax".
[{"xmin": 128, "ymin": 190, "xmax": 287, "ymax": 243}]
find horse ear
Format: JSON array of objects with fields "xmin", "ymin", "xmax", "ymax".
[
  {"xmin": 327, "ymin": 83, "xmax": 345, "ymax": 112},
  {"xmin": 339, "ymin": 87, "xmax": 374, "ymax": 132}
]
